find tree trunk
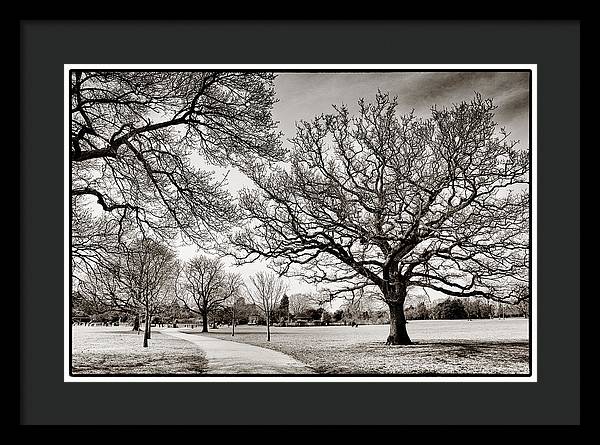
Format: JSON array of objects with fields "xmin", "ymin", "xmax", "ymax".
[
  {"xmin": 387, "ymin": 301, "xmax": 412, "ymax": 345},
  {"xmin": 232, "ymin": 305, "xmax": 235, "ymax": 337},
  {"xmin": 147, "ymin": 317, "xmax": 151, "ymax": 339},
  {"xmin": 143, "ymin": 313, "xmax": 149, "ymax": 348},
  {"xmin": 132, "ymin": 314, "xmax": 140, "ymax": 332},
  {"xmin": 266, "ymin": 313, "xmax": 271, "ymax": 342},
  {"xmin": 202, "ymin": 312, "xmax": 208, "ymax": 333}
]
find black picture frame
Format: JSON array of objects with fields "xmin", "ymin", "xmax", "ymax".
[{"xmin": 20, "ymin": 20, "xmax": 580, "ymax": 425}]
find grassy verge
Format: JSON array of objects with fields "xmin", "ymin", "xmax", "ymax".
[{"xmin": 72, "ymin": 326, "xmax": 208, "ymax": 375}]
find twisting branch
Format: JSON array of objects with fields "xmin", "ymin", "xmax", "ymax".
[{"xmin": 229, "ymin": 92, "xmax": 529, "ymax": 310}]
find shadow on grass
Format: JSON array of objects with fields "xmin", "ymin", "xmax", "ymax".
[
  {"xmin": 362, "ymin": 340, "xmax": 529, "ymax": 356},
  {"xmin": 380, "ymin": 340, "xmax": 528, "ymax": 349}
]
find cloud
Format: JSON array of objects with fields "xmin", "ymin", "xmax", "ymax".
[{"xmin": 274, "ymin": 71, "xmax": 530, "ymax": 145}]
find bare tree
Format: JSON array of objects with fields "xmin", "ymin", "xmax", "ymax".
[
  {"xmin": 224, "ymin": 274, "xmax": 243, "ymax": 336},
  {"xmin": 176, "ymin": 255, "xmax": 240, "ymax": 332},
  {"xmin": 246, "ymin": 272, "xmax": 287, "ymax": 341},
  {"xmin": 78, "ymin": 238, "xmax": 178, "ymax": 346},
  {"xmin": 288, "ymin": 293, "xmax": 312, "ymax": 317},
  {"xmin": 231, "ymin": 92, "xmax": 529, "ymax": 344},
  {"xmin": 71, "ymin": 71, "xmax": 283, "ymax": 275},
  {"xmin": 120, "ymin": 239, "xmax": 179, "ymax": 345},
  {"xmin": 75, "ymin": 235, "xmax": 147, "ymax": 331},
  {"xmin": 75, "ymin": 259, "xmax": 134, "ymax": 326},
  {"xmin": 228, "ymin": 290, "xmax": 245, "ymax": 337}
]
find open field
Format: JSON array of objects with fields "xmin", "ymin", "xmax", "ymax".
[
  {"xmin": 71, "ymin": 319, "xmax": 530, "ymax": 375},
  {"xmin": 198, "ymin": 319, "xmax": 530, "ymax": 375},
  {"xmin": 71, "ymin": 326, "xmax": 208, "ymax": 375}
]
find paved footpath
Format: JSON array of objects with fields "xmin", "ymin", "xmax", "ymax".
[{"xmin": 160, "ymin": 328, "xmax": 315, "ymax": 374}]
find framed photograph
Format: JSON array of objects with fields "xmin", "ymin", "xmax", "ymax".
[
  {"xmin": 21, "ymin": 20, "xmax": 580, "ymax": 425},
  {"xmin": 65, "ymin": 64, "xmax": 535, "ymax": 383}
]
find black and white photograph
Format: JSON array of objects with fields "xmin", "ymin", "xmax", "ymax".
[{"xmin": 68, "ymin": 66, "xmax": 534, "ymax": 379}]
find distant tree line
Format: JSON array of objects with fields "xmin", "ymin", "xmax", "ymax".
[
  {"xmin": 74, "ymin": 288, "xmax": 529, "ymax": 331},
  {"xmin": 405, "ymin": 298, "xmax": 529, "ymax": 321},
  {"xmin": 72, "ymin": 295, "xmax": 202, "ymax": 326}
]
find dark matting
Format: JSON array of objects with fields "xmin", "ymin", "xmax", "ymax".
[{"xmin": 20, "ymin": 20, "xmax": 580, "ymax": 425}]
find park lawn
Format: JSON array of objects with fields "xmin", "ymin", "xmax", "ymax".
[
  {"xmin": 71, "ymin": 326, "xmax": 208, "ymax": 375},
  {"xmin": 201, "ymin": 320, "xmax": 530, "ymax": 375}
]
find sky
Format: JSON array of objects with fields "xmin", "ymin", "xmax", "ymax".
[{"xmin": 180, "ymin": 71, "xmax": 531, "ymax": 304}]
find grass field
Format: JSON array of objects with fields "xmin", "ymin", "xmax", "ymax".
[
  {"xmin": 199, "ymin": 319, "xmax": 530, "ymax": 375},
  {"xmin": 71, "ymin": 326, "xmax": 208, "ymax": 375}
]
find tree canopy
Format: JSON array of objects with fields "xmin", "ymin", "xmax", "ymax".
[
  {"xmin": 71, "ymin": 71, "xmax": 283, "ymax": 274},
  {"xmin": 176, "ymin": 255, "xmax": 242, "ymax": 332},
  {"xmin": 230, "ymin": 91, "xmax": 529, "ymax": 343}
]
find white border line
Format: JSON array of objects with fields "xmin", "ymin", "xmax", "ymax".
[
  {"xmin": 65, "ymin": 68, "xmax": 71, "ymax": 382},
  {"xmin": 65, "ymin": 64, "xmax": 537, "ymax": 382},
  {"xmin": 530, "ymin": 66, "xmax": 538, "ymax": 383}
]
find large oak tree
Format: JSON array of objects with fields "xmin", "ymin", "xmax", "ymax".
[{"xmin": 231, "ymin": 92, "xmax": 530, "ymax": 344}]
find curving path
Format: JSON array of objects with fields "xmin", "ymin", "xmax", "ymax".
[{"xmin": 160, "ymin": 328, "xmax": 315, "ymax": 374}]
